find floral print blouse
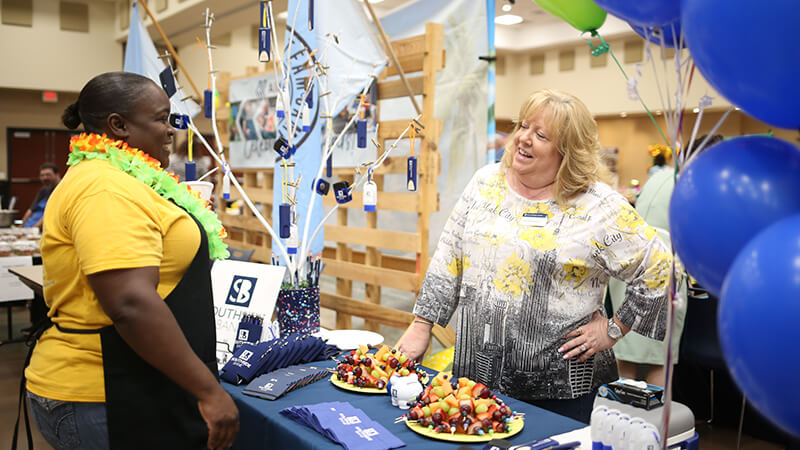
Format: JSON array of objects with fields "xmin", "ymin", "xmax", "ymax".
[{"xmin": 413, "ymin": 164, "xmax": 670, "ymax": 401}]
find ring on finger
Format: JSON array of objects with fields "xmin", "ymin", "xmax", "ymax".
[
  {"xmin": 580, "ymin": 344, "xmax": 587, "ymax": 352},
  {"xmin": 576, "ymin": 328, "xmax": 583, "ymax": 335}
]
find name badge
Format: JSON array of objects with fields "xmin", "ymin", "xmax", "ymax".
[{"xmin": 521, "ymin": 212, "xmax": 548, "ymax": 227}]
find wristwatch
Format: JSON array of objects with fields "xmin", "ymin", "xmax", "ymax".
[{"xmin": 607, "ymin": 318, "xmax": 623, "ymax": 340}]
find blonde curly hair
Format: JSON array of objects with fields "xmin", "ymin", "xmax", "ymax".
[{"xmin": 501, "ymin": 89, "xmax": 610, "ymax": 208}]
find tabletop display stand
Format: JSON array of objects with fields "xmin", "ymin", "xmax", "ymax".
[{"xmin": 215, "ymin": 23, "xmax": 455, "ymax": 350}]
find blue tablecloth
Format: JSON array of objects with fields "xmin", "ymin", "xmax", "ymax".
[{"xmin": 223, "ymin": 360, "xmax": 585, "ymax": 449}]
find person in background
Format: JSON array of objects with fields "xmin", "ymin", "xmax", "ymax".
[
  {"xmin": 398, "ymin": 89, "xmax": 671, "ymax": 423},
  {"xmin": 21, "ymin": 72, "xmax": 238, "ymax": 449},
  {"xmin": 647, "ymin": 144, "xmax": 672, "ymax": 179},
  {"xmin": 609, "ymin": 134, "xmax": 724, "ymax": 386},
  {"xmin": 21, "ymin": 163, "xmax": 61, "ymax": 228}
]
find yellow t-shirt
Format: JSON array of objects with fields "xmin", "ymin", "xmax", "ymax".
[{"xmin": 26, "ymin": 159, "xmax": 201, "ymax": 402}]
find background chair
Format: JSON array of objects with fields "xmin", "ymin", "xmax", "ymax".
[
  {"xmin": 227, "ymin": 247, "xmax": 255, "ymax": 262},
  {"xmin": 678, "ymin": 283, "xmax": 747, "ymax": 449}
]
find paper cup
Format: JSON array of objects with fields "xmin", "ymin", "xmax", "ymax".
[{"xmin": 184, "ymin": 181, "xmax": 214, "ymax": 201}]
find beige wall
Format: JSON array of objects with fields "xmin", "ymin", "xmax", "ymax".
[
  {"xmin": 175, "ymin": 24, "xmax": 272, "ymax": 105},
  {"xmin": 495, "ymin": 39, "xmax": 729, "ymax": 119},
  {"xmin": 0, "ymin": 0, "xmax": 121, "ymax": 92},
  {"xmin": 597, "ymin": 110, "xmax": 797, "ymax": 188},
  {"xmin": 0, "ymin": 88, "xmax": 78, "ymax": 178},
  {"xmin": 494, "ymin": 38, "xmax": 797, "ymax": 189}
]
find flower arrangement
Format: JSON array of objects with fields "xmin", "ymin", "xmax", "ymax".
[
  {"xmin": 647, "ymin": 144, "xmax": 673, "ymax": 160},
  {"xmin": 67, "ymin": 133, "xmax": 229, "ymax": 259}
]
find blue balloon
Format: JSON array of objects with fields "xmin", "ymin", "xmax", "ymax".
[
  {"xmin": 669, "ymin": 136, "xmax": 800, "ymax": 296},
  {"xmin": 682, "ymin": 0, "xmax": 800, "ymax": 129},
  {"xmin": 719, "ymin": 214, "xmax": 800, "ymax": 438},
  {"xmin": 631, "ymin": 20, "xmax": 685, "ymax": 49},
  {"xmin": 594, "ymin": 0, "xmax": 679, "ymax": 26}
]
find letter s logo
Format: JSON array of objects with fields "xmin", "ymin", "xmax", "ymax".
[{"xmin": 226, "ymin": 275, "xmax": 258, "ymax": 307}]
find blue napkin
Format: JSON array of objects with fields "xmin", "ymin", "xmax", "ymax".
[
  {"xmin": 280, "ymin": 402, "xmax": 405, "ymax": 450},
  {"xmin": 243, "ymin": 364, "xmax": 329, "ymax": 400}
]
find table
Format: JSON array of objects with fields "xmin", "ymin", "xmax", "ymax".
[
  {"xmin": 1, "ymin": 261, "xmax": 40, "ymax": 344},
  {"xmin": 8, "ymin": 265, "xmax": 43, "ymax": 298},
  {"xmin": 5, "ymin": 264, "xmax": 587, "ymax": 447},
  {"xmin": 223, "ymin": 360, "xmax": 585, "ymax": 449}
]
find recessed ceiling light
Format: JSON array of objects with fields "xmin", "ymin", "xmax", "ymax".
[
  {"xmin": 502, "ymin": 4, "xmax": 512, "ymax": 12},
  {"xmin": 495, "ymin": 14, "xmax": 523, "ymax": 25},
  {"xmin": 655, "ymin": 110, "xmax": 662, "ymax": 115},
  {"xmin": 693, "ymin": 107, "xmax": 700, "ymax": 113},
  {"xmin": 276, "ymin": 10, "xmax": 288, "ymax": 20},
  {"xmin": 620, "ymin": 112, "xmax": 628, "ymax": 118}
]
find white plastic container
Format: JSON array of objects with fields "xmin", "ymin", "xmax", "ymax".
[{"xmin": 184, "ymin": 181, "xmax": 214, "ymax": 201}]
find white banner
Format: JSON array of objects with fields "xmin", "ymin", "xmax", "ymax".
[{"xmin": 211, "ymin": 260, "xmax": 286, "ymax": 367}]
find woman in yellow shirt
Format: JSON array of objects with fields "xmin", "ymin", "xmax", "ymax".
[{"xmin": 20, "ymin": 72, "xmax": 238, "ymax": 449}]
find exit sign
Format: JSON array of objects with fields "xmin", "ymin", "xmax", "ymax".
[{"xmin": 42, "ymin": 91, "xmax": 58, "ymax": 103}]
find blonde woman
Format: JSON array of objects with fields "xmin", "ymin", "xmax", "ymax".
[{"xmin": 398, "ymin": 89, "xmax": 670, "ymax": 422}]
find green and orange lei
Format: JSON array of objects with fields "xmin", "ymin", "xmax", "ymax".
[{"xmin": 67, "ymin": 133, "xmax": 229, "ymax": 259}]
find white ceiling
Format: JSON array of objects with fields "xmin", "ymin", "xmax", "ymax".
[{"xmin": 137, "ymin": 0, "xmax": 636, "ymax": 51}]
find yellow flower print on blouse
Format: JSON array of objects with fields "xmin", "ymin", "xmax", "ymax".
[
  {"xmin": 479, "ymin": 173, "xmax": 506, "ymax": 209},
  {"xmin": 446, "ymin": 255, "xmax": 471, "ymax": 276},
  {"xmin": 519, "ymin": 228, "xmax": 558, "ymax": 252},
  {"xmin": 563, "ymin": 258, "xmax": 590, "ymax": 287},
  {"xmin": 643, "ymin": 225, "xmax": 658, "ymax": 241},
  {"xmin": 614, "ymin": 207, "xmax": 645, "ymax": 231},
  {"xmin": 563, "ymin": 203, "xmax": 586, "ymax": 216},
  {"xmin": 644, "ymin": 247, "xmax": 672, "ymax": 290},
  {"xmin": 493, "ymin": 253, "xmax": 531, "ymax": 297}
]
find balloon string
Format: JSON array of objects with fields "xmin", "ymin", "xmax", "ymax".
[
  {"xmin": 675, "ymin": 64, "xmax": 696, "ymax": 143},
  {"xmin": 593, "ymin": 31, "xmax": 672, "ymax": 150}
]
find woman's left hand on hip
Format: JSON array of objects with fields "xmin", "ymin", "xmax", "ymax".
[{"xmin": 559, "ymin": 311, "xmax": 617, "ymax": 362}]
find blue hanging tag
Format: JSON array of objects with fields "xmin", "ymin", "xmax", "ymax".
[
  {"xmin": 308, "ymin": 0, "xmax": 314, "ymax": 30},
  {"xmin": 279, "ymin": 203, "xmax": 291, "ymax": 238},
  {"xmin": 222, "ymin": 163, "xmax": 231, "ymax": 200},
  {"xmin": 326, "ymin": 154, "xmax": 332, "ymax": 177},
  {"xmin": 287, "ymin": 225, "xmax": 298, "ymax": 255},
  {"xmin": 204, "ymin": 89, "xmax": 213, "ymax": 119},
  {"xmin": 159, "ymin": 66, "xmax": 176, "ymax": 97},
  {"xmin": 168, "ymin": 113, "xmax": 189, "ymax": 129},
  {"xmin": 333, "ymin": 181, "xmax": 352, "ymax": 204},
  {"xmin": 258, "ymin": 2, "xmax": 271, "ymax": 62},
  {"xmin": 276, "ymin": 93, "xmax": 285, "ymax": 119},
  {"xmin": 314, "ymin": 178, "xmax": 330, "ymax": 196},
  {"xmin": 274, "ymin": 137, "xmax": 290, "ymax": 159},
  {"xmin": 357, "ymin": 119, "xmax": 367, "ymax": 148},
  {"xmin": 305, "ymin": 85, "xmax": 313, "ymax": 109},
  {"xmin": 363, "ymin": 169, "xmax": 377, "ymax": 212},
  {"xmin": 302, "ymin": 103, "xmax": 311, "ymax": 132},
  {"xmin": 407, "ymin": 156, "xmax": 418, "ymax": 191},
  {"xmin": 184, "ymin": 161, "xmax": 196, "ymax": 181}
]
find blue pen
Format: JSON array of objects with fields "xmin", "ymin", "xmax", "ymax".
[
  {"xmin": 509, "ymin": 438, "xmax": 557, "ymax": 450},
  {"xmin": 546, "ymin": 442, "xmax": 581, "ymax": 450}
]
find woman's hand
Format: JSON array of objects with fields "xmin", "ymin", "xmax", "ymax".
[
  {"xmin": 397, "ymin": 320, "xmax": 433, "ymax": 362},
  {"xmin": 197, "ymin": 385, "xmax": 240, "ymax": 450},
  {"xmin": 559, "ymin": 311, "xmax": 620, "ymax": 362}
]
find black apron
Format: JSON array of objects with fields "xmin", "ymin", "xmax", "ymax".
[{"xmin": 14, "ymin": 210, "xmax": 218, "ymax": 450}]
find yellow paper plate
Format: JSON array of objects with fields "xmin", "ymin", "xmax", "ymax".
[
  {"xmin": 329, "ymin": 373, "xmax": 387, "ymax": 394},
  {"xmin": 404, "ymin": 416, "xmax": 524, "ymax": 443}
]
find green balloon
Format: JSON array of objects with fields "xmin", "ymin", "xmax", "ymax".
[{"xmin": 534, "ymin": 0, "xmax": 607, "ymax": 32}]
